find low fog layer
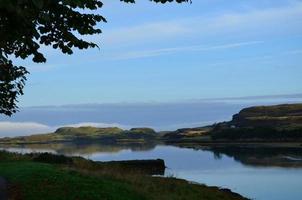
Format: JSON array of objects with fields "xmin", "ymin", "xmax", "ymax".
[{"xmin": 1, "ymin": 95, "xmax": 301, "ymax": 137}]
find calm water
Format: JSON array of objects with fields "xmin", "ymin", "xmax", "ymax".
[{"xmin": 1, "ymin": 143, "xmax": 302, "ymax": 200}]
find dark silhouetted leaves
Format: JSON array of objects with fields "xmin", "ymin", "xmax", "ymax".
[{"xmin": 0, "ymin": 55, "xmax": 28, "ymax": 116}]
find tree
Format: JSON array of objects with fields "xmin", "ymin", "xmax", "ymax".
[{"xmin": 0, "ymin": 0, "xmax": 190, "ymax": 116}]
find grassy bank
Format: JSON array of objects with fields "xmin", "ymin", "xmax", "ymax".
[{"xmin": 0, "ymin": 151, "xmax": 248, "ymax": 200}]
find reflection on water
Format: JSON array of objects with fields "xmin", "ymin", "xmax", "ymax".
[
  {"xmin": 0, "ymin": 142, "xmax": 157, "ymax": 156},
  {"xmin": 1, "ymin": 143, "xmax": 302, "ymax": 200},
  {"xmin": 178, "ymin": 144, "xmax": 302, "ymax": 168},
  {"xmin": 209, "ymin": 146, "xmax": 302, "ymax": 168}
]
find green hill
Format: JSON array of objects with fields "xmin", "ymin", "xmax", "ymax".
[
  {"xmin": 55, "ymin": 127, "xmax": 124, "ymax": 136},
  {"xmin": 0, "ymin": 127, "xmax": 158, "ymax": 144},
  {"xmin": 212, "ymin": 104, "xmax": 302, "ymax": 141},
  {"xmin": 162, "ymin": 127, "xmax": 212, "ymax": 142},
  {"xmin": 231, "ymin": 104, "xmax": 302, "ymax": 129}
]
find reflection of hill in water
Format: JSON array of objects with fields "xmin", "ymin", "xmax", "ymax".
[
  {"xmin": 1, "ymin": 142, "xmax": 157, "ymax": 155},
  {"xmin": 2, "ymin": 142, "xmax": 302, "ymax": 168},
  {"xmin": 210, "ymin": 146, "xmax": 302, "ymax": 168},
  {"xmin": 173, "ymin": 144, "xmax": 302, "ymax": 168}
]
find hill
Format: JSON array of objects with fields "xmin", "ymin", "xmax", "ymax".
[
  {"xmin": 211, "ymin": 104, "xmax": 302, "ymax": 141},
  {"xmin": 161, "ymin": 126, "xmax": 213, "ymax": 142},
  {"xmin": 231, "ymin": 104, "xmax": 302, "ymax": 129},
  {"xmin": 0, "ymin": 127, "xmax": 158, "ymax": 144},
  {"xmin": 1, "ymin": 103, "xmax": 302, "ymax": 144}
]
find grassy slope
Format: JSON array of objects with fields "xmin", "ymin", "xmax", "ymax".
[
  {"xmin": 0, "ymin": 152, "xmax": 247, "ymax": 200},
  {"xmin": 0, "ymin": 127, "xmax": 158, "ymax": 144},
  {"xmin": 0, "ymin": 162, "xmax": 144, "ymax": 200},
  {"xmin": 232, "ymin": 103, "xmax": 302, "ymax": 128}
]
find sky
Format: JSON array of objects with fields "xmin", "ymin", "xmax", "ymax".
[
  {"xmin": 1, "ymin": 0, "xmax": 302, "ymax": 136},
  {"xmin": 14, "ymin": 0, "xmax": 302, "ymax": 106}
]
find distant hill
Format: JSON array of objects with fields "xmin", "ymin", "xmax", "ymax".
[
  {"xmin": 54, "ymin": 127, "xmax": 124, "ymax": 136},
  {"xmin": 161, "ymin": 126, "xmax": 213, "ymax": 142},
  {"xmin": 1, "ymin": 104, "xmax": 302, "ymax": 144},
  {"xmin": 231, "ymin": 104, "xmax": 302, "ymax": 129},
  {"xmin": 0, "ymin": 127, "xmax": 158, "ymax": 144},
  {"xmin": 211, "ymin": 104, "xmax": 302, "ymax": 141}
]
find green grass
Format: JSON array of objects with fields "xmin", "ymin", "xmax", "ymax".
[
  {"xmin": 0, "ymin": 161, "xmax": 145, "ymax": 200},
  {"xmin": 0, "ymin": 151, "xmax": 248, "ymax": 200}
]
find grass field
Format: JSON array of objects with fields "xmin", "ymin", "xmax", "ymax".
[{"xmin": 0, "ymin": 151, "xmax": 248, "ymax": 200}]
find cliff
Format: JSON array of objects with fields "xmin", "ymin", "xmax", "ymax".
[
  {"xmin": 231, "ymin": 104, "xmax": 302, "ymax": 129},
  {"xmin": 212, "ymin": 104, "xmax": 302, "ymax": 141}
]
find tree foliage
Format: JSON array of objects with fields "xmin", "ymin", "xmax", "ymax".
[
  {"xmin": 0, "ymin": 56, "xmax": 28, "ymax": 115},
  {"xmin": 0, "ymin": 0, "xmax": 189, "ymax": 116}
]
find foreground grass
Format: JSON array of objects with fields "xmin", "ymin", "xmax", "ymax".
[
  {"xmin": 0, "ymin": 162, "xmax": 144, "ymax": 200},
  {"xmin": 0, "ymin": 152, "xmax": 248, "ymax": 200}
]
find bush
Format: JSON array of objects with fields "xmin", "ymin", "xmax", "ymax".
[{"xmin": 32, "ymin": 153, "xmax": 73, "ymax": 165}]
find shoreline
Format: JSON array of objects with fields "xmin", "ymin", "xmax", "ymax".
[
  {"xmin": 1, "ymin": 140, "xmax": 302, "ymax": 148},
  {"xmin": 0, "ymin": 151, "xmax": 249, "ymax": 200},
  {"xmin": 164, "ymin": 141, "xmax": 302, "ymax": 148}
]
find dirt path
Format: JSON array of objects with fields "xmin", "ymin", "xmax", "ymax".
[{"xmin": 0, "ymin": 177, "xmax": 7, "ymax": 200}]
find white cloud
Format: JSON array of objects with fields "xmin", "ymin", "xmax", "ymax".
[
  {"xmin": 0, "ymin": 122, "xmax": 53, "ymax": 138},
  {"xmin": 110, "ymin": 41, "xmax": 264, "ymax": 60},
  {"xmin": 208, "ymin": 2, "xmax": 302, "ymax": 31},
  {"xmin": 0, "ymin": 121, "xmax": 131, "ymax": 138},
  {"xmin": 21, "ymin": 2, "xmax": 302, "ymax": 69},
  {"xmin": 102, "ymin": 21, "xmax": 190, "ymax": 46},
  {"xmin": 283, "ymin": 49, "xmax": 302, "ymax": 55},
  {"xmin": 98, "ymin": 2, "xmax": 302, "ymax": 46}
]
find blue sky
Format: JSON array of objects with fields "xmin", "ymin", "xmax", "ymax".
[
  {"xmin": 13, "ymin": 0, "xmax": 302, "ymax": 106},
  {"xmin": 1, "ymin": 0, "xmax": 302, "ymax": 136}
]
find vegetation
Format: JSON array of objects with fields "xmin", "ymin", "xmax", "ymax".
[
  {"xmin": 0, "ymin": 0, "xmax": 104, "ymax": 115},
  {"xmin": 0, "ymin": 127, "xmax": 158, "ymax": 144},
  {"xmin": 55, "ymin": 127, "xmax": 123, "ymax": 135},
  {"xmin": 211, "ymin": 127, "xmax": 302, "ymax": 141},
  {"xmin": 231, "ymin": 104, "xmax": 302, "ymax": 128},
  {"xmin": 161, "ymin": 104, "xmax": 302, "ymax": 142},
  {"xmin": 211, "ymin": 104, "xmax": 302, "ymax": 141},
  {"xmin": 0, "ymin": 162, "xmax": 145, "ymax": 200},
  {"xmin": 0, "ymin": 151, "xmax": 247, "ymax": 200},
  {"xmin": 162, "ymin": 127, "xmax": 212, "ymax": 142}
]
